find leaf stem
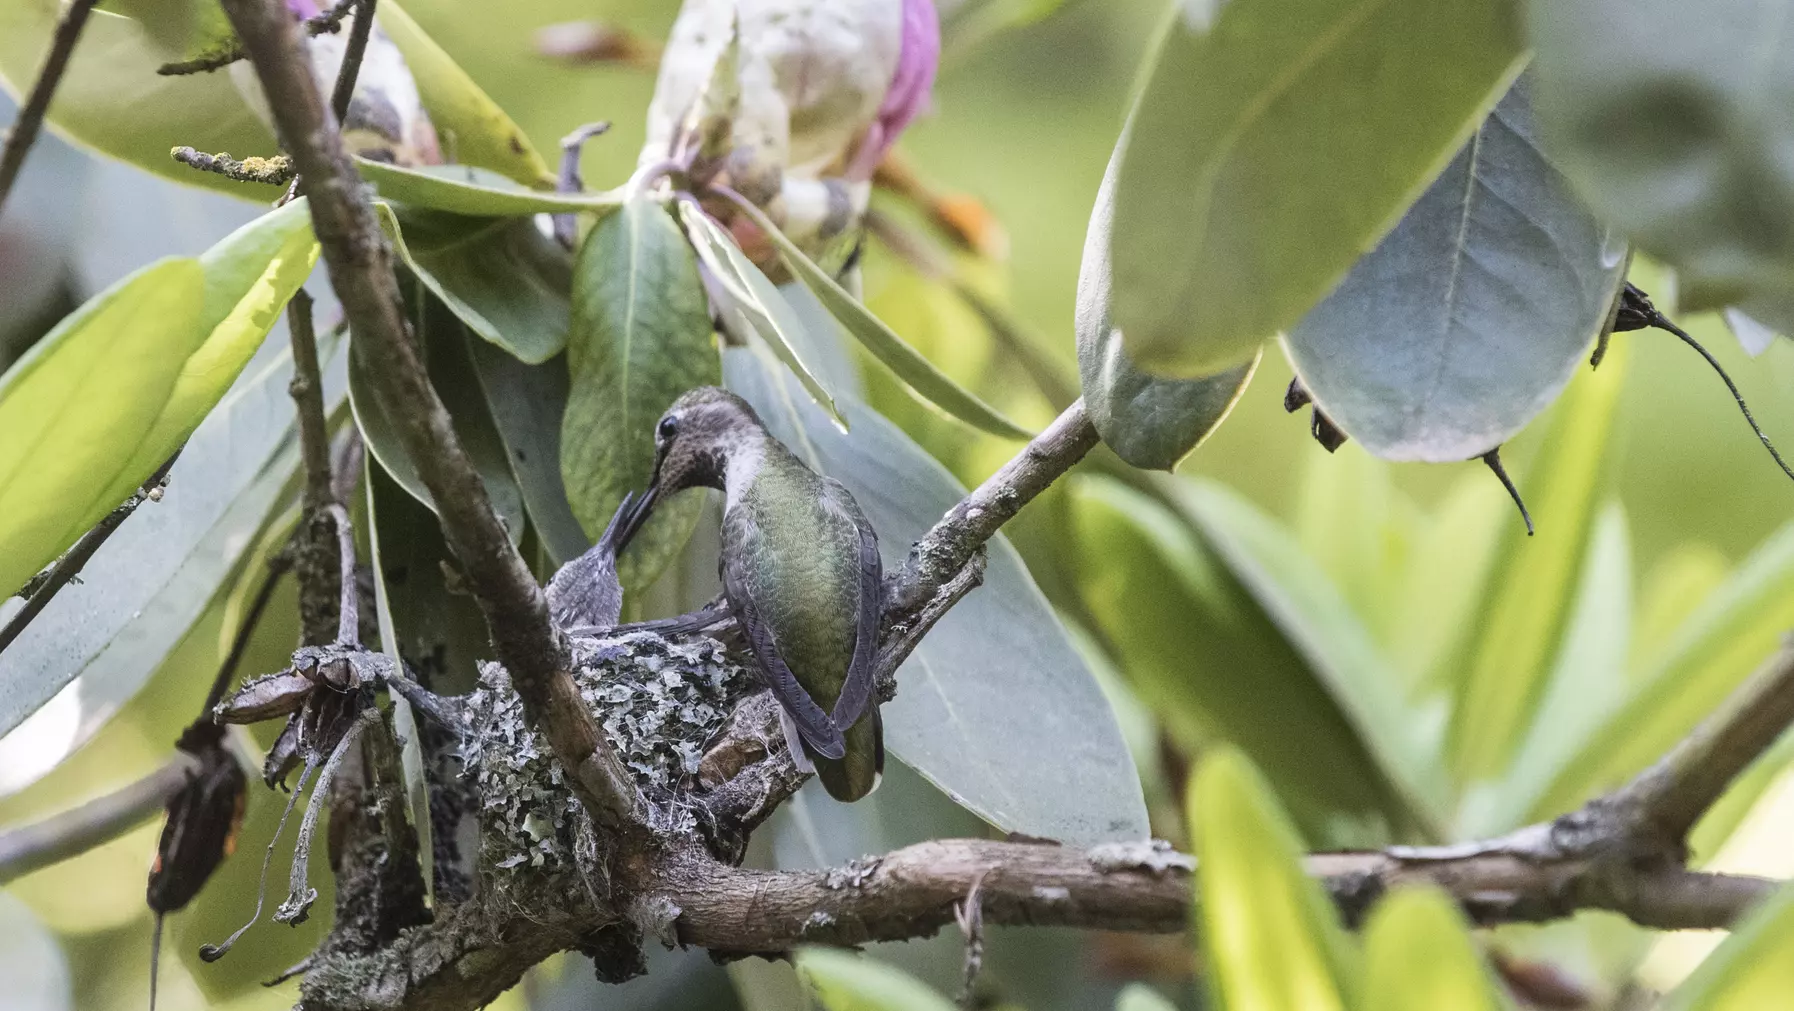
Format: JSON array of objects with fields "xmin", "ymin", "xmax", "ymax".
[{"xmin": 327, "ymin": 0, "xmax": 376, "ymax": 126}]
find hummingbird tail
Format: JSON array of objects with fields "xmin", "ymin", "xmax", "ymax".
[{"xmin": 815, "ymin": 708, "xmax": 883, "ymax": 802}]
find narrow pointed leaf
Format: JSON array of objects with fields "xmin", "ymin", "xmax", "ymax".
[
  {"xmin": 1168, "ymin": 478, "xmax": 1449, "ymax": 834},
  {"xmin": 1448, "ymin": 347, "xmax": 1629, "ymax": 783},
  {"xmin": 358, "ymin": 160, "xmax": 624, "ymax": 216},
  {"xmin": 1077, "ymin": 130, "xmax": 1256, "ymax": 469},
  {"xmin": 378, "ymin": 0, "xmax": 555, "ymax": 187},
  {"xmin": 1535, "ymin": 516, "xmax": 1794, "ymax": 820},
  {"xmin": 727, "ymin": 344, "xmax": 1147, "ymax": 843},
  {"xmin": 1528, "ymin": 0, "xmax": 1794, "ymax": 317},
  {"xmin": 1659, "ymin": 882, "xmax": 1794, "ymax": 1011},
  {"xmin": 378, "ymin": 203, "xmax": 571, "ymax": 364},
  {"xmin": 797, "ymin": 949, "xmax": 957, "ymax": 1011},
  {"xmin": 721, "ymin": 193, "xmax": 1031, "ymax": 440},
  {"xmin": 0, "ymin": 2, "xmax": 278, "ymax": 200},
  {"xmin": 1362, "ymin": 887, "xmax": 1505, "ymax": 1011},
  {"xmin": 349, "ymin": 289, "xmax": 526, "ymax": 543},
  {"xmin": 1191, "ymin": 748, "xmax": 1356, "ymax": 1011},
  {"xmin": 678, "ymin": 200, "xmax": 844, "ymax": 426},
  {"xmin": 1111, "ymin": 0, "xmax": 1525, "ymax": 374},
  {"xmin": 563, "ymin": 199, "xmax": 719, "ymax": 591},
  {"xmin": 1283, "ymin": 74, "xmax": 1629, "ymax": 461},
  {"xmin": 1070, "ymin": 477, "xmax": 1406, "ymax": 840},
  {"xmin": 0, "ymin": 259, "xmax": 205, "ymax": 596},
  {"xmin": 466, "ymin": 340, "xmax": 590, "ymax": 567}
]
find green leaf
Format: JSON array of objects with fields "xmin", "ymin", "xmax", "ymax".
[
  {"xmin": 378, "ymin": 203, "xmax": 571, "ymax": 364},
  {"xmin": 1169, "ymin": 478, "xmax": 1449, "ymax": 836},
  {"xmin": 1077, "ymin": 128, "xmax": 1257, "ymax": 469},
  {"xmin": 349, "ymin": 286, "xmax": 526, "ymax": 543},
  {"xmin": 1070, "ymin": 477, "xmax": 1410, "ymax": 842},
  {"xmin": 677, "ymin": 200, "xmax": 845, "ymax": 427},
  {"xmin": 727, "ymin": 345, "xmax": 1148, "ymax": 843},
  {"xmin": 1283, "ymin": 74, "xmax": 1629, "ymax": 461},
  {"xmin": 1534, "ymin": 514, "xmax": 1794, "ymax": 820},
  {"xmin": 1660, "ymin": 883, "xmax": 1794, "ymax": 1011},
  {"xmin": 0, "ymin": 4, "xmax": 278, "ymax": 200},
  {"xmin": 1361, "ymin": 887, "xmax": 1505, "ymax": 1011},
  {"xmin": 1472, "ymin": 503, "xmax": 1632, "ymax": 836},
  {"xmin": 0, "ymin": 337, "xmax": 334, "ymax": 763},
  {"xmin": 797, "ymin": 949, "xmax": 957, "ymax": 1011},
  {"xmin": 1114, "ymin": 983, "xmax": 1179, "ymax": 1011},
  {"xmin": 1386, "ymin": 472, "xmax": 1505, "ymax": 695},
  {"xmin": 1527, "ymin": 0, "xmax": 1794, "ymax": 320},
  {"xmin": 378, "ymin": 0, "xmax": 554, "ymax": 187},
  {"xmin": 1447, "ymin": 346, "xmax": 1629, "ymax": 783},
  {"xmin": 358, "ymin": 160, "xmax": 624, "ymax": 216},
  {"xmin": 1292, "ymin": 447, "xmax": 1416, "ymax": 654},
  {"xmin": 1191, "ymin": 748, "xmax": 1356, "ymax": 1011},
  {"xmin": 719, "ymin": 192, "xmax": 1032, "ymax": 441},
  {"xmin": 1111, "ymin": 0, "xmax": 1525, "ymax": 374},
  {"xmin": 0, "ymin": 259, "xmax": 205, "ymax": 597},
  {"xmin": 466, "ymin": 340, "xmax": 590, "ymax": 567},
  {"xmin": 562, "ymin": 199, "xmax": 719, "ymax": 591}
]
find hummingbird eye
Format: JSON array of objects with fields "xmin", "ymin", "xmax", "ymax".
[{"xmin": 657, "ymin": 415, "xmax": 679, "ymax": 443}]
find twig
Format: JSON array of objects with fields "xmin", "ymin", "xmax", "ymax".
[
  {"xmin": 955, "ymin": 871, "xmax": 988, "ymax": 1009},
  {"xmin": 287, "ymin": 289, "xmax": 345, "ymax": 646},
  {"xmin": 327, "ymin": 0, "xmax": 375, "ymax": 125},
  {"xmin": 0, "ymin": 453, "xmax": 180, "ymax": 655},
  {"xmin": 170, "ymin": 147, "xmax": 295, "ymax": 186},
  {"xmin": 0, "ymin": 0, "xmax": 101, "ymax": 222},
  {"xmin": 218, "ymin": 0, "xmax": 643, "ymax": 828},
  {"xmin": 891, "ymin": 399, "xmax": 1097, "ymax": 614},
  {"xmin": 0, "ymin": 757, "xmax": 198, "ymax": 884},
  {"xmin": 157, "ymin": 0, "xmax": 357, "ymax": 76}
]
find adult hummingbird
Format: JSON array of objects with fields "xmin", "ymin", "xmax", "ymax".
[{"xmin": 614, "ymin": 387, "xmax": 883, "ymax": 801}]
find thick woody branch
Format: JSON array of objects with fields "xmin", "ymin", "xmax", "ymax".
[
  {"xmin": 891, "ymin": 399, "xmax": 1096, "ymax": 614},
  {"xmin": 217, "ymin": 0, "xmax": 642, "ymax": 828}
]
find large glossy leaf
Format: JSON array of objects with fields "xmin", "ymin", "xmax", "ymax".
[
  {"xmin": 1534, "ymin": 516, "xmax": 1794, "ymax": 820},
  {"xmin": 1659, "ymin": 882, "xmax": 1794, "ymax": 1011},
  {"xmin": 677, "ymin": 200, "xmax": 844, "ymax": 426},
  {"xmin": 1470, "ymin": 503, "xmax": 1632, "ymax": 835},
  {"xmin": 379, "ymin": 204, "xmax": 571, "ymax": 364},
  {"xmin": 1191, "ymin": 748, "xmax": 1356, "ymax": 1011},
  {"xmin": 1283, "ymin": 74, "xmax": 1629, "ymax": 462},
  {"xmin": 359, "ymin": 160, "xmax": 623, "ymax": 217},
  {"xmin": 720, "ymin": 194, "xmax": 1031, "ymax": 441},
  {"xmin": 1109, "ymin": 0, "xmax": 1525, "ymax": 374},
  {"xmin": 1070, "ymin": 477, "xmax": 1401, "ymax": 842},
  {"xmin": 1077, "ymin": 130, "xmax": 1257, "ymax": 470},
  {"xmin": 563, "ymin": 199, "xmax": 719, "ymax": 591},
  {"xmin": 349, "ymin": 289, "xmax": 526, "ymax": 542},
  {"xmin": 0, "ymin": 259, "xmax": 204, "ymax": 596},
  {"xmin": 797, "ymin": 949, "xmax": 956, "ymax": 1011},
  {"xmin": 726, "ymin": 344, "xmax": 1148, "ymax": 843},
  {"xmin": 0, "ymin": 4, "xmax": 278, "ymax": 200},
  {"xmin": 1446, "ymin": 347, "xmax": 1628, "ymax": 783},
  {"xmin": 465, "ymin": 341, "xmax": 589, "ymax": 567},
  {"xmin": 1527, "ymin": 0, "xmax": 1794, "ymax": 318},
  {"xmin": 1361, "ymin": 887, "xmax": 1504, "ymax": 1011},
  {"xmin": 378, "ymin": 0, "xmax": 554, "ymax": 187},
  {"xmin": 1168, "ymin": 478, "xmax": 1449, "ymax": 836},
  {"xmin": 0, "ymin": 338, "xmax": 340, "ymax": 774}
]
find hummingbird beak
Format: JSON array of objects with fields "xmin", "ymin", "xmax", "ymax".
[{"xmin": 611, "ymin": 457, "xmax": 665, "ymax": 555}]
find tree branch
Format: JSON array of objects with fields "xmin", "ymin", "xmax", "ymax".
[
  {"xmin": 0, "ymin": 0, "xmax": 101, "ymax": 220},
  {"xmin": 0, "ymin": 756, "xmax": 197, "ymax": 884},
  {"xmin": 216, "ymin": 0, "xmax": 643, "ymax": 829}
]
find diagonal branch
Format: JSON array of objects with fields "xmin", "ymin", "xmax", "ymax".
[
  {"xmin": 216, "ymin": 0, "xmax": 643, "ymax": 829},
  {"xmin": 0, "ymin": 0, "xmax": 101, "ymax": 220}
]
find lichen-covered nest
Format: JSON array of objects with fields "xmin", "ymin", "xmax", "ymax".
[{"xmin": 457, "ymin": 631, "xmax": 755, "ymax": 880}]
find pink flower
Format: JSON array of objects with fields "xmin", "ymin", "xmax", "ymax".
[
  {"xmin": 848, "ymin": 0, "xmax": 939, "ymax": 179},
  {"xmin": 286, "ymin": 0, "xmax": 323, "ymax": 19}
]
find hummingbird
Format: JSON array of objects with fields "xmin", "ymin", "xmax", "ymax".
[{"xmin": 614, "ymin": 387, "xmax": 883, "ymax": 801}]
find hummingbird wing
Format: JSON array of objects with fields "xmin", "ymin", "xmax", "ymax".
[
  {"xmin": 722, "ymin": 526, "xmax": 847, "ymax": 760},
  {"xmin": 821, "ymin": 479, "xmax": 882, "ymax": 730}
]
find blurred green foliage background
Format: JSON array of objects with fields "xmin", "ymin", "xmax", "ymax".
[{"xmin": 5, "ymin": 1, "xmax": 1794, "ymax": 1009}]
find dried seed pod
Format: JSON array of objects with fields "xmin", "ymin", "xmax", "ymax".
[{"xmin": 214, "ymin": 670, "xmax": 314, "ymax": 724}]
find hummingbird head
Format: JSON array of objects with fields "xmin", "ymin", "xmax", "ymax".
[{"xmin": 613, "ymin": 387, "xmax": 766, "ymax": 553}]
